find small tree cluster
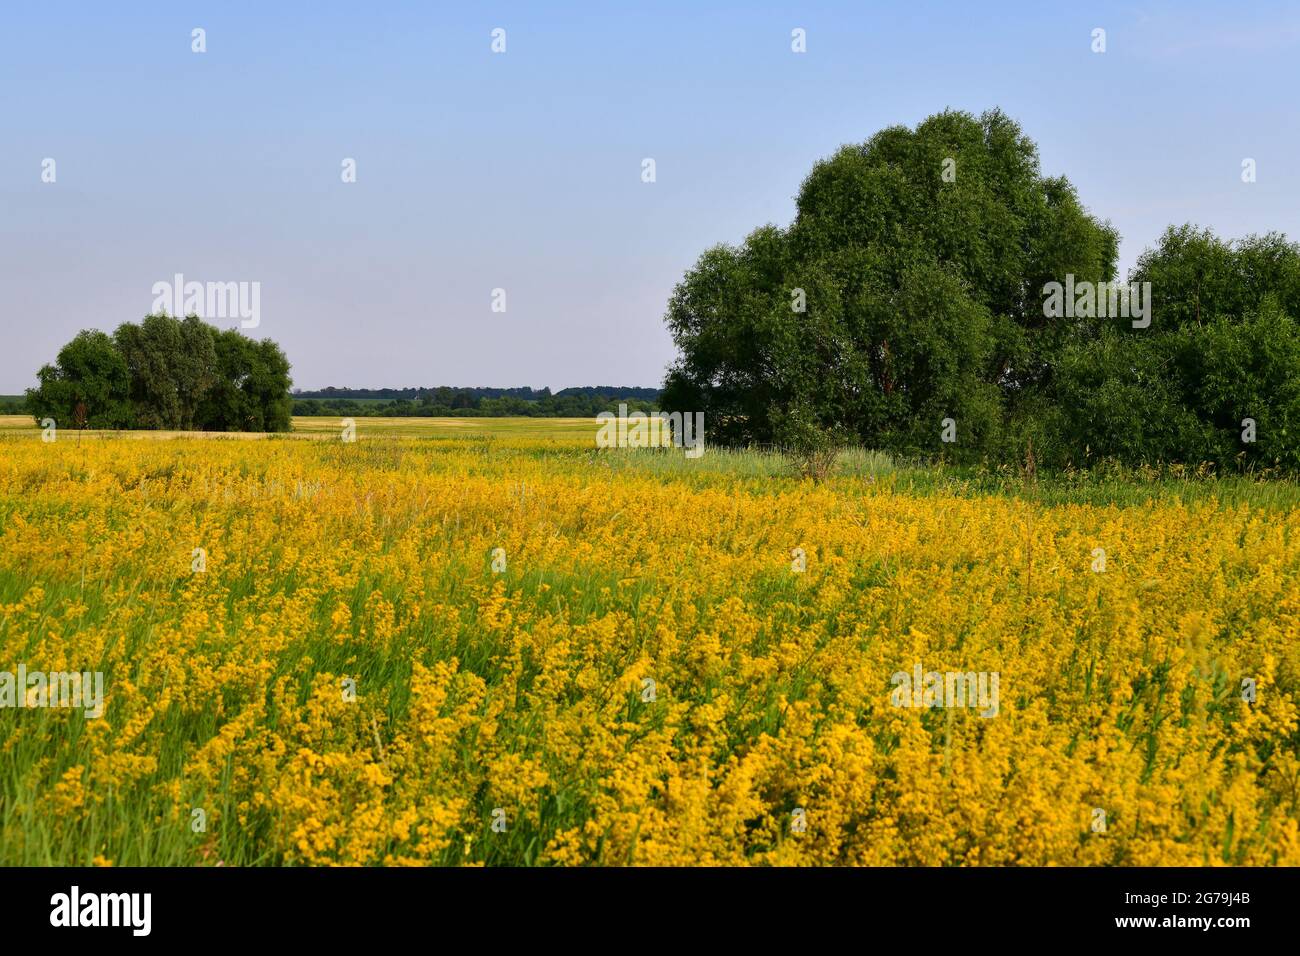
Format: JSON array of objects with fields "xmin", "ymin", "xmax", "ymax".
[{"xmin": 27, "ymin": 314, "xmax": 292, "ymax": 432}]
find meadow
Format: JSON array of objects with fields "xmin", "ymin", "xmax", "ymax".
[{"xmin": 0, "ymin": 416, "xmax": 1297, "ymax": 865}]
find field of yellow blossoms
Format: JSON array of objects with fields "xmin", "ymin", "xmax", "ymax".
[{"xmin": 1, "ymin": 419, "xmax": 1298, "ymax": 865}]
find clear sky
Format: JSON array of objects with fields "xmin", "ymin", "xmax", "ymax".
[{"xmin": 2, "ymin": 1, "xmax": 1297, "ymax": 393}]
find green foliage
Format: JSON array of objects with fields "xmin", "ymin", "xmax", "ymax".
[
  {"xmin": 1050, "ymin": 228, "xmax": 1300, "ymax": 471},
  {"xmin": 28, "ymin": 315, "xmax": 292, "ymax": 432},
  {"xmin": 26, "ymin": 330, "xmax": 134, "ymax": 428},
  {"xmin": 291, "ymin": 389, "xmax": 658, "ymax": 418},
  {"xmin": 196, "ymin": 330, "xmax": 294, "ymax": 432},
  {"xmin": 663, "ymin": 109, "xmax": 1300, "ymax": 473},
  {"xmin": 662, "ymin": 109, "xmax": 1117, "ymax": 463},
  {"xmin": 771, "ymin": 401, "xmax": 845, "ymax": 482}
]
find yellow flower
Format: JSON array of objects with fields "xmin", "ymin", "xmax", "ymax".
[{"xmin": 0, "ymin": 428, "xmax": 1295, "ymax": 866}]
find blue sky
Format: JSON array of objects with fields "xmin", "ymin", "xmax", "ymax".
[{"xmin": 2, "ymin": 1, "xmax": 1297, "ymax": 392}]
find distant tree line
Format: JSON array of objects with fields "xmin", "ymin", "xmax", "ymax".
[
  {"xmin": 661, "ymin": 109, "xmax": 1300, "ymax": 472},
  {"xmin": 292, "ymin": 386, "xmax": 660, "ymax": 418},
  {"xmin": 294, "ymin": 385, "xmax": 660, "ymax": 402},
  {"xmin": 27, "ymin": 314, "xmax": 293, "ymax": 432},
  {"xmin": 22, "ymin": 329, "xmax": 662, "ymax": 429}
]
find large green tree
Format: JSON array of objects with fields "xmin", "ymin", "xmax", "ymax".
[
  {"xmin": 26, "ymin": 330, "xmax": 134, "ymax": 429},
  {"xmin": 113, "ymin": 313, "xmax": 198, "ymax": 429},
  {"xmin": 195, "ymin": 330, "xmax": 293, "ymax": 432},
  {"xmin": 661, "ymin": 109, "xmax": 1118, "ymax": 459}
]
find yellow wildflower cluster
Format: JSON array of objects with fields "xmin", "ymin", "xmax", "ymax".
[{"xmin": 0, "ymin": 430, "xmax": 1297, "ymax": 865}]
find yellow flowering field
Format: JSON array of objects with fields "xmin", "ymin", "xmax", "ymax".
[{"xmin": 1, "ymin": 422, "xmax": 1298, "ymax": 866}]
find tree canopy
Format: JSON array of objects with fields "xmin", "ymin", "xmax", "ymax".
[
  {"xmin": 661, "ymin": 109, "xmax": 1300, "ymax": 472},
  {"xmin": 28, "ymin": 314, "xmax": 292, "ymax": 432},
  {"xmin": 1053, "ymin": 226, "xmax": 1300, "ymax": 470}
]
